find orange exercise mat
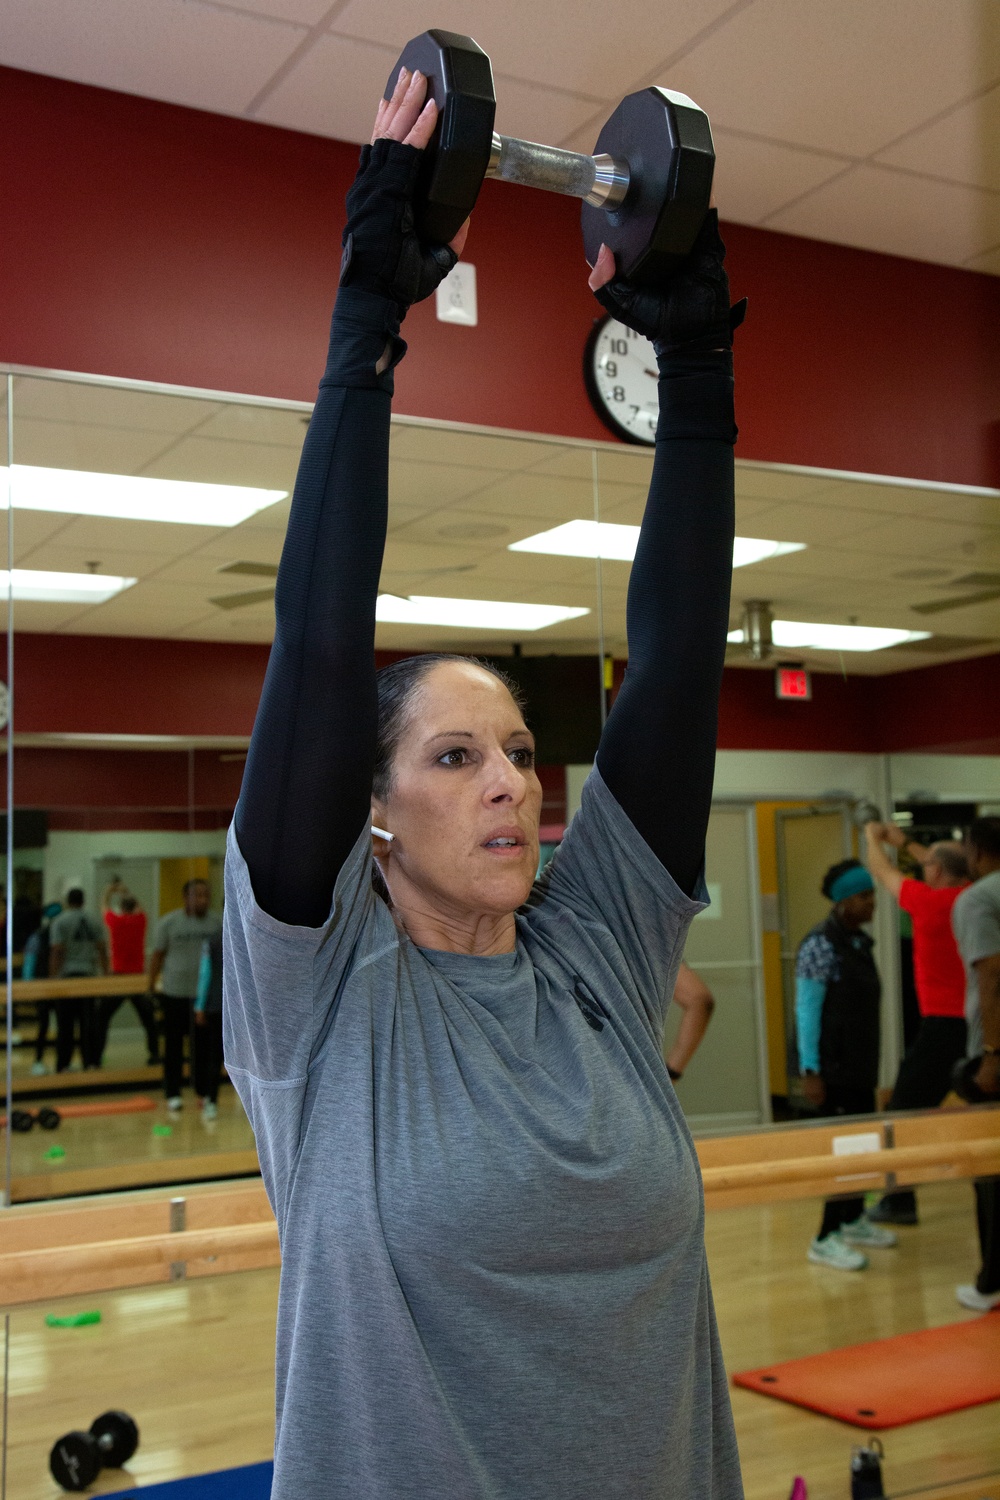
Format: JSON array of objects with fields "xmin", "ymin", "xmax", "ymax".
[{"xmin": 732, "ymin": 1315, "xmax": 1000, "ymax": 1429}]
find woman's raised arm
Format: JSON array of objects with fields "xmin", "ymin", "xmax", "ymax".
[
  {"xmin": 593, "ymin": 214, "xmax": 743, "ymax": 897},
  {"xmin": 235, "ymin": 72, "xmax": 465, "ymax": 926}
]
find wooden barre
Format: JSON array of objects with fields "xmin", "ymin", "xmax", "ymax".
[
  {"xmin": 3, "ymin": 1134, "xmax": 999, "ymax": 1306},
  {"xmin": 699, "ymin": 1137, "xmax": 1000, "ymax": 1192},
  {"xmin": 1, "ymin": 1222, "xmax": 281, "ymax": 1301},
  {"xmin": 11, "ymin": 974, "xmax": 151, "ymax": 1002}
]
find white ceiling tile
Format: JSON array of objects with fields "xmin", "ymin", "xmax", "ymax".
[
  {"xmin": 735, "ymin": 465, "xmax": 840, "ymax": 502},
  {"xmin": 11, "ymin": 512, "xmax": 76, "ymax": 556},
  {"xmin": 226, "ymin": 0, "xmax": 336, "ymax": 21},
  {"xmin": 710, "ymin": 130, "xmax": 850, "ymax": 225},
  {"xmin": 11, "ymin": 417, "xmax": 177, "ymax": 474},
  {"xmin": 664, "ymin": 0, "xmax": 1000, "ymax": 158},
  {"xmin": 12, "ymin": 380, "xmax": 222, "ymax": 435},
  {"xmin": 333, "ymin": 0, "xmax": 740, "ymax": 102},
  {"xmin": 765, "ymin": 164, "xmax": 1000, "ymax": 267},
  {"xmin": 195, "ymin": 530, "xmax": 284, "ymax": 563},
  {"xmin": 492, "ymin": 76, "xmax": 604, "ymax": 152},
  {"xmin": 38, "ymin": 515, "xmax": 225, "ymax": 553},
  {"xmin": 738, "ymin": 500, "xmax": 877, "ymax": 546},
  {"xmin": 194, "ymin": 406, "xmax": 311, "ymax": 448},
  {"xmin": 255, "ymin": 30, "xmax": 398, "ymax": 141},
  {"xmin": 390, "ymin": 426, "xmax": 548, "ymax": 469},
  {"xmin": 141, "ymin": 435, "xmax": 300, "ymax": 491},
  {"xmin": 0, "ymin": 0, "xmax": 305, "ymax": 115},
  {"xmin": 964, "ymin": 242, "xmax": 1000, "ymax": 274},
  {"xmin": 874, "ymin": 82, "xmax": 1000, "ymax": 192},
  {"xmin": 12, "ymin": 543, "xmax": 170, "ymax": 578}
]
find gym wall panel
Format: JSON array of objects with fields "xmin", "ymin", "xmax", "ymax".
[
  {"xmin": 3, "ymin": 66, "xmax": 1000, "ymax": 488},
  {"xmin": 4, "ymin": 632, "xmax": 999, "ymax": 755}
]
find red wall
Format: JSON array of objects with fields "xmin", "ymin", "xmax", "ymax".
[
  {"xmin": 4, "ymin": 66, "xmax": 1000, "ymax": 487},
  {"xmin": 8, "ymin": 632, "xmax": 1000, "ymax": 758}
]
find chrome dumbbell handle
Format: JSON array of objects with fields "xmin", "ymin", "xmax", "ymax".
[{"xmin": 486, "ymin": 132, "xmax": 630, "ymax": 208}]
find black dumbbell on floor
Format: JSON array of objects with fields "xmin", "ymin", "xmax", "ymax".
[
  {"xmin": 8, "ymin": 1106, "xmax": 60, "ymax": 1131},
  {"xmin": 384, "ymin": 29, "xmax": 715, "ymax": 285},
  {"xmin": 50, "ymin": 1410, "xmax": 139, "ymax": 1492}
]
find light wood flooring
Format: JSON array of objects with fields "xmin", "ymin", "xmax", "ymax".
[
  {"xmin": 7, "ymin": 1079, "xmax": 258, "ymax": 1202},
  {"xmin": 4, "ymin": 1180, "xmax": 999, "ymax": 1498}
]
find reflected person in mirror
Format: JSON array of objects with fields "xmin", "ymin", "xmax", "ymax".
[
  {"xmin": 224, "ymin": 66, "xmax": 745, "ymax": 1500},
  {"xmin": 863, "ymin": 823, "xmax": 969, "ymax": 1226},
  {"xmin": 147, "ymin": 878, "xmax": 221, "ymax": 1112},
  {"xmin": 795, "ymin": 858, "xmax": 897, "ymax": 1272}
]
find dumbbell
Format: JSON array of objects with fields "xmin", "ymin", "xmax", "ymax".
[
  {"xmin": 384, "ymin": 30, "xmax": 714, "ymax": 285},
  {"xmin": 50, "ymin": 1410, "xmax": 139, "ymax": 1492},
  {"xmin": 6, "ymin": 1105, "xmax": 60, "ymax": 1131}
]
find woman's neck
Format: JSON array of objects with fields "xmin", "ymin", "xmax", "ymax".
[{"xmin": 389, "ymin": 899, "xmax": 518, "ymax": 956}]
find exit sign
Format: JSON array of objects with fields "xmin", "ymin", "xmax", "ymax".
[{"xmin": 775, "ymin": 665, "xmax": 811, "ymax": 701}]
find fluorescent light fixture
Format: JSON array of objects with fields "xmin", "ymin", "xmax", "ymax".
[
  {"xmin": 727, "ymin": 620, "xmax": 931, "ymax": 652},
  {"xmin": 732, "ymin": 537, "xmax": 806, "ymax": 568},
  {"xmin": 375, "ymin": 594, "xmax": 589, "ymax": 631},
  {"xmin": 509, "ymin": 519, "xmax": 805, "ymax": 569},
  {"xmin": 0, "ymin": 465, "xmax": 287, "ymax": 527},
  {"xmin": 0, "ymin": 569, "xmax": 136, "ymax": 603}
]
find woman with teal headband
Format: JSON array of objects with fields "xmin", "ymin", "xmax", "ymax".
[{"xmin": 795, "ymin": 858, "xmax": 898, "ymax": 1271}]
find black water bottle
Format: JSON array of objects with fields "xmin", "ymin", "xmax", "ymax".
[{"xmin": 850, "ymin": 1439, "xmax": 885, "ymax": 1499}]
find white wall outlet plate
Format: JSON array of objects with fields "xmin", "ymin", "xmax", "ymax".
[{"xmin": 436, "ymin": 262, "xmax": 477, "ymax": 326}]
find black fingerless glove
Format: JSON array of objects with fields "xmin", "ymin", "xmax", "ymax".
[
  {"xmin": 593, "ymin": 209, "xmax": 746, "ymax": 359},
  {"xmin": 339, "ymin": 138, "xmax": 459, "ymax": 312}
]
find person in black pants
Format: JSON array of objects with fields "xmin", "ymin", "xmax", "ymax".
[
  {"xmin": 864, "ymin": 824, "xmax": 969, "ymax": 1224},
  {"xmin": 193, "ymin": 932, "xmax": 224, "ymax": 1121},
  {"xmin": 795, "ymin": 859, "xmax": 897, "ymax": 1271},
  {"xmin": 148, "ymin": 879, "xmax": 222, "ymax": 1110}
]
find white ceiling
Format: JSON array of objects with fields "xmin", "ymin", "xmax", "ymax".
[
  {"xmin": 2, "ymin": 0, "xmax": 999, "ymax": 273},
  {"xmin": 6, "ymin": 372, "xmax": 1000, "ymax": 675}
]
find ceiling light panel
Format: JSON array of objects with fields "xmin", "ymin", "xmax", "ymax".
[
  {"xmin": 509, "ymin": 519, "xmax": 805, "ymax": 568},
  {"xmin": 1, "ymin": 569, "xmax": 136, "ymax": 603},
  {"xmin": 375, "ymin": 595, "xmax": 589, "ymax": 631},
  {"xmin": 1, "ymin": 465, "xmax": 287, "ymax": 527},
  {"xmin": 727, "ymin": 620, "xmax": 931, "ymax": 652}
]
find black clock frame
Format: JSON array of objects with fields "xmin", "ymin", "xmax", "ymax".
[{"xmin": 582, "ymin": 316, "xmax": 656, "ymax": 447}]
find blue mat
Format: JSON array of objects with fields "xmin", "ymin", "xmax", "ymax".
[{"xmin": 107, "ymin": 1461, "xmax": 273, "ymax": 1497}]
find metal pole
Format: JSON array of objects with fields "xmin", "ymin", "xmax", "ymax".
[{"xmin": 4, "ymin": 374, "xmax": 13, "ymax": 1213}]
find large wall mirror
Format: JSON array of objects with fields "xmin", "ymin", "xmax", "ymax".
[
  {"xmin": 5, "ymin": 366, "xmax": 1000, "ymax": 1210},
  {"xmin": 2, "ymin": 365, "xmax": 1000, "ymax": 1500}
]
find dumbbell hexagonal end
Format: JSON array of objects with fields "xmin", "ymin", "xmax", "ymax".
[
  {"xmin": 582, "ymin": 87, "xmax": 715, "ymax": 287},
  {"xmin": 384, "ymin": 30, "xmax": 496, "ymax": 246}
]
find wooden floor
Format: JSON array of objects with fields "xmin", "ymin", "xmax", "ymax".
[
  {"xmin": 8, "ymin": 1083, "xmax": 258, "ymax": 1201},
  {"xmin": 4, "ymin": 1180, "xmax": 999, "ymax": 1498}
]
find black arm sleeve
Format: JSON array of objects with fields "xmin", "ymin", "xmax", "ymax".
[
  {"xmin": 595, "ymin": 348, "xmax": 736, "ymax": 898},
  {"xmin": 234, "ymin": 288, "xmax": 403, "ymax": 927}
]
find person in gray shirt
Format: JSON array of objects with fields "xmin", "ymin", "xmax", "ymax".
[
  {"xmin": 149, "ymin": 878, "xmax": 222, "ymax": 1110},
  {"xmin": 49, "ymin": 887, "xmax": 108, "ymax": 1071},
  {"xmin": 224, "ymin": 72, "xmax": 744, "ymax": 1500},
  {"xmin": 951, "ymin": 816, "xmax": 1000, "ymax": 1311}
]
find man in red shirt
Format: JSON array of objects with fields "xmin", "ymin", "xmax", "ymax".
[
  {"xmin": 864, "ymin": 822, "xmax": 969, "ymax": 1224},
  {"xmin": 94, "ymin": 879, "xmax": 160, "ymax": 1066}
]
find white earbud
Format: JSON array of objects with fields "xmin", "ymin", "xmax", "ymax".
[{"xmin": 371, "ymin": 825, "xmax": 394, "ymax": 844}]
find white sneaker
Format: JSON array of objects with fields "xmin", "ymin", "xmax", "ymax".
[
  {"xmin": 808, "ymin": 1232, "xmax": 868, "ymax": 1271},
  {"xmin": 841, "ymin": 1215, "xmax": 898, "ymax": 1249},
  {"xmin": 202, "ymin": 1100, "xmax": 218, "ymax": 1121},
  {"xmin": 30, "ymin": 1060, "xmax": 48, "ymax": 1076},
  {"xmin": 166, "ymin": 1096, "xmax": 183, "ymax": 1112},
  {"xmin": 956, "ymin": 1284, "xmax": 1000, "ymax": 1312}
]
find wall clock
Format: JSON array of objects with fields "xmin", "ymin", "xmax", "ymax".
[{"xmin": 584, "ymin": 316, "xmax": 658, "ymax": 446}]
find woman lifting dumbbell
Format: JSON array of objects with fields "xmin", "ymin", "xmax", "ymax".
[{"xmin": 224, "ymin": 58, "xmax": 744, "ymax": 1500}]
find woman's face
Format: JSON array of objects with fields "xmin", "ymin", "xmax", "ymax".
[{"xmin": 372, "ymin": 661, "xmax": 543, "ymax": 926}]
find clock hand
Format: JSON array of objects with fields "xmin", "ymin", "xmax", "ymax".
[{"xmin": 644, "ymin": 368, "xmax": 657, "ymax": 379}]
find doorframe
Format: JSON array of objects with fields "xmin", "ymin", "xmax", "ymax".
[{"xmin": 697, "ymin": 800, "xmax": 773, "ymax": 1126}]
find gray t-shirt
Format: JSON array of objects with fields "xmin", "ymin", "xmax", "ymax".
[
  {"xmin": 154, "ymin": 908, "xmax": 223, "ymax": 998},
  {"xmin": 49, "ymin": 909, "xmax": 104, "ymax": 977},
  {"xmin": 952, "ymin": 870, "xmax": 1000, "ymax": 1057},
  {"xmin": 224, "ymin": 769, "xmax": 743, "ymax": 1500}
]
